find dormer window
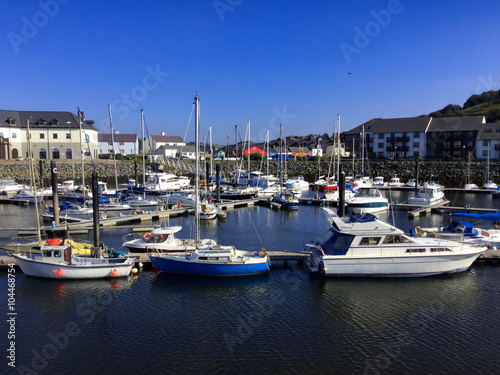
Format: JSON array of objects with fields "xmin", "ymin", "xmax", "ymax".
[
  {"xmin": 50, "ymin": 119, "xmax": 60, "ymax": 126},
  {"xmin": 38, "ymin": 119, "xmax": 46, "ymax": 126},
  {"xmin": 6, "ymin": 117, "xmax": 15, "ymax": 125}
]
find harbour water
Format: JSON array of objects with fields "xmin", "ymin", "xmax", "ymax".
[{"xmin": 1, "ymin": 189, "xmax": 500, "ymax": 374}]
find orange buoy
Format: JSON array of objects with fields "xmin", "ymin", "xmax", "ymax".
[
  {"xmin": 56, "ymin": 269, "xmax": 63, "ymax": 277},
  {"xmin": 111, "ymin": 269, "xmax": 119, "ymax": 277}
]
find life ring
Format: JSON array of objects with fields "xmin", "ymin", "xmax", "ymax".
[
  {"xmin": 288, "ymin": 197, "xmax": 293, "ymax": 202},
  {"xmin": 152, "ymin": 233, "xmax": 164, "ymax": 242},
  {"xmin": 64, "ymin": 184, "xmax": 69, "ymax": 190},
  {"xmin": 86, "ymin": 189, "xmax": 92, "ymax": 194},
  {"xmin": 415, "ymin": 226, "xmax": 422, "ymax": 236},
  {"xmin": 206, "ymin": 206, "xmax": 212, "ymax": 213},
  {"xmin": 427, "ymin": 231, "xmax": 436, "ymax": 238},
  {"xmin": 176, "ymin": 201, "xmax": 181, "ymax": 208},
  {"xmin": 142, "ymin": 232, "xmax": 151, "ymax": 241}
]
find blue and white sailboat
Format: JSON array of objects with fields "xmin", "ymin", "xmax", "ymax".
[{"xmin": 149, "ymin": 94, "xmax": 269, "ymax": 276}]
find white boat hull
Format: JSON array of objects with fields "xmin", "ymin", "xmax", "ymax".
[
  {"xmin": 314, "ymin": 252, "xmax": 482, "ymax": 277},
  {"xmin": 12, "ymin": 255, "xmax": 135, "ymax": 279}
]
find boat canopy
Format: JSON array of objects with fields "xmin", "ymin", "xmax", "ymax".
[
  {"xmin": 451, "ymin": 211, "xmax": 500, "ymax": 221},
  {"xmin": 349, "ymin": 214, "xmax": 377, "ymax": 223}
]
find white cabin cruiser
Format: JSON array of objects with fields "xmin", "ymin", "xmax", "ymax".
[
  {"xmin": 407, "ymin": 182, "xmax": 445, "ymax": 206},
  {"xmin": 305, "ymin": 209, "xmax": 486, "ymax": 277},
  {"xmin": 346, "ymin": 187, "xmax": 389, "ymax": 214}
]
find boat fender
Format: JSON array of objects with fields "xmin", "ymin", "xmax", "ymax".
[
  {"xmin": 65, "ymin": 184, "xmax": 69, "ymax": 190},
  {"xmin": 176, "ymin": 201, "xmax": 182, "ymax": 208},
  {"xmin": 415, "ymin": 226, "xmax": 422, "ymax": 236},
  {"xmin": 427, "ymin": 231, "xmax": 436, "ymax": 238},
  {"xmin": 143, "ymin": 232, "xmax": 151, "ymax": 241},
  {"xmin": 314, "ymin": 194, "xmax": 319, "ymax": 200}
]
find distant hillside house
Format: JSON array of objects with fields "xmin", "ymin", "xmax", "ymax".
[
  {"xmin": 155, "ymin": 145, "xmax": 196, "ymax": 160},
  {"xmin": 145, "ymin": 132, "xmax": 185, "ymax": 155},
  {"xmin": 476, "ymin": 122, "xmax": 500, "ymax": 160},
  {"xmin": 244, "ymin": 144, "xmax": 267, "ymax": 157},
  {"xmin": 343, "ymin": 115, "xmax": 487, "ymax": 159},
  {"xmin": 0, "ymin": 109, "xmax": 97, "ymax": 160},
  {"xmin": 98, "ymin": 133, "xmax": 138, "ymax": 155}
]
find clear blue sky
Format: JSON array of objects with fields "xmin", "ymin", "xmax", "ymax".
[{"xmin": 2, "ymin": 0, "xmax": 499, "ymax": 145}]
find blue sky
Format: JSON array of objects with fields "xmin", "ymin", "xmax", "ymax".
[{"xmin": 1, "ymin": 0, "xmax": 499, "ymax": 145}]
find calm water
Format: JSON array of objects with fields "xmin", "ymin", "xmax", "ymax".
[{"xmin": 1, "ymin": 190, "xmax": 500, "ymax": 374}]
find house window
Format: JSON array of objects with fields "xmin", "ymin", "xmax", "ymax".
[
  {"xmin": 413, "ymin": 132, "xmax": 420, "ymax": 138},
  {"xmin": 38, "ymin": 119, "xmax": 46, "ymax": 125},
  {"xmin": 453, "ymin": 141, "xmax": 461, "ymax": 148},
  {"xmin": 413, "ymin": 151, "xmax": 419, "ymax": 157},
  {"xmin": 119, "ymin": 142, "xmax": 124, "ymax": 146},
  {"xmin": 108, "ymin": 142, "xmax": 112, "ymax": 145},
  {"xmin": 483, "ymin": 140, "xmax": 490, "ymax": 146},
  {"xmin": 443, "ymin": 142, "xmax": 450, "ymax": 149},
  {"xmin": 52, "ymin": 148, "xmax": 60, "ymax": 159},
  {"xmin": 40, "ymin": 133, "xmax": 45, "ymax": 139},
  {"xmin": 378, "ymin": 143, "xmax": 384, "ymax": 148},
  {"xmin": 66, "ymin": 149, "xmax": 72, "ymax": 159},
  {"xmin": 12, "ymin": 133, "xmax": 17, "ymax": 139},
  {"xmin": 468, "ymin": 141, "xmax": 473, "ymax": 147},
  {"xmin": 66, "ymin": 133, "xmax": 71, "ymax": 139},
  {"xmin": 413, "ymin": 142, "xmax": 419, "ymax": 147},
  {"xmin": 7, "ymin": 118, "xmax": 16, "ymax": 125},
  {"xmin": 454, "ymin": 131, "xmax": 461, "ymax": 137},
  {"xmin": 378, "ymin": 134, "xmax": 384, "ymax": 139},
  {"xmin": 39, "ymin": 149, "xmax": 47, "ymax": 159},
  {"xmin": 496, "ymin": 129, "xmax": 500, "ymax": 133},
  {"xmin": 485, "ymin": 129, "xmax": 492, "ymax": 133},
  {"xmin": 51, "ymin": 119, "xmax": 59, "ymax": 126},
  {"xmin": 53, "ymin": 133, "xmax": 58, "ymax": 139},
  {"xmin": 482, "ymin": 150, "xmax": 489, "ymax": 157}
]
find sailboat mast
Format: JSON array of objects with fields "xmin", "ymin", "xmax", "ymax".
[
  {"xmin": 108, "ymin": 105, "xmax": 119, "ymax": 195},
  {"xmin": 235, "ymin": 125, "xmax": 238, "ymax": 177},
  {"xmin": 194, "ymin": 94, "xmax": 200, "ymax": 245},
  {"xmin": 266, "ymin": 130, "xmax": 269, "ymax": 176},
  {"xmin": 209, "ymin": 125, "xmax": 213, "ymax": 185},
  {"xmin": 26, "ymin": 118, "xmax": 41, "ymax": 242},
  {"xmin": 141, "ymin": 109, "xmax": 146, "ymax": 199},
  {"xmin": 361, "ymin": 125, "xmax": 365, "ymax": 175},
  {"xmin": 279, "ymin": 124, "xmax": 283, "ymax": 192},
  {"xmin": 78, "ymin": 108, "xmax": 85, "ymax": 203},
  {"xmin": 248, "ymin": 120, "xmax": 251, "ymax": 174},
  {"xmin": 337, "ymin": 114, "xmax": 341, "ymax": 181}
]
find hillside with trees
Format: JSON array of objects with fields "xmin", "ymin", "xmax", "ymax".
[{"xmin": 429, "ymin": 90, "xmax": 500, "ymax": 122}]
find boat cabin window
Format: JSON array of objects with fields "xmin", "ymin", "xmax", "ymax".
[
  {"xmin": 430, "ymin": 248, "xmax": 452, "ymax": 252},
  {"xmin": 319, "ymin": 229, "xmax": 354, "ymax": 256},
  {"xmin": 406, "ymin": 248, "xmax": 426, "ymax": 253},
  {"xmin": 43, "ymin": 250, "xmax": 52, "ymax": 257},
  {"xmin": 384, "ymin": 235, "xmax": 412, "ymax": 244},
  {"xmin": 54, "ymin": 250, "xmax": 62, "ymax": 257},
  {"xmin": 42, "ymin": 250, "xmax": 62, "ymax": 257},
  {"xmin": 359, "ymin": 237, "xmax": 382, "ymax": 245}
]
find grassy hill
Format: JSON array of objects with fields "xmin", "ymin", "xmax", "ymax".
[{"xmin": 429, "ymin": 90, "xmax": 500, "ymax": 122}]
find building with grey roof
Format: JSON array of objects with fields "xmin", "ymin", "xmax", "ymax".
[
  {"xmin": 98, "ymin": 133, "xmax": 138, "ymax": 155},
  {"xmin": 0, "ymin": 109, "xmax": 97, "ymax": 160},
  {"xmin": 343, "ymin": 115, "xmax": 488, "ymax": 159}
]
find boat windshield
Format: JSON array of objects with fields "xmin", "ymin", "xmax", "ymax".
[{"xmin": 319, "ymin": 228, "xmax": 354, "ymax": 255}]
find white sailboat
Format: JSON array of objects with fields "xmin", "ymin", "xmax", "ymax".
[{"xmin": 11, "ymin": 121, "xmax": 135, "ymax": 279}]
